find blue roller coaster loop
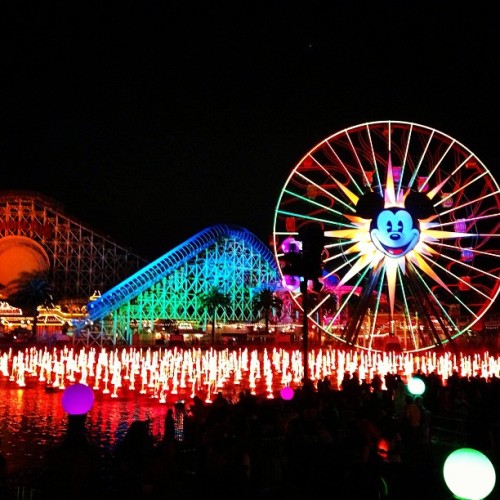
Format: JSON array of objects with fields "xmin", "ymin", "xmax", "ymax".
[{"xmin": 86, "ymin": 224, "xmax": 278, "ymax": 321}]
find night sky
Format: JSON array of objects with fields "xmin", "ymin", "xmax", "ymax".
[{"xmin": 1, "ymin": 2, "xmax": 499, "ymax": 260}]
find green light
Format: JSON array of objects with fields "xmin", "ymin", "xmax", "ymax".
[
  {"xmin": 407, "ymin": 376, "xmax": 425, "ymax": 396},
  {"xmin": 443, "ymin": 448, "xmax": 496, "ymax": 499}
]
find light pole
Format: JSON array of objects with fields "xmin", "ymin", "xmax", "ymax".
[
  {"xmin": 281, "ymin": 222, "xmax": 325, "ymax": 385},
  {"xmin": 300, "ymin": 279, "xmax": 310, "ymax": 382}
]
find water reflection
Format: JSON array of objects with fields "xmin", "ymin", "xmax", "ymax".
[
  {"xmin": 0, "ymin": 345, "xmax": 284, "ymax": 474},
  {"xmin": 0, "ymin": 379, "xmax": 171, "ymax": 474}
]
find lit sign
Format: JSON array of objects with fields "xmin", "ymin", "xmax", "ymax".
[{"xmin": 0, "ymin": 302, "xmax": 22, "ymax": 316}]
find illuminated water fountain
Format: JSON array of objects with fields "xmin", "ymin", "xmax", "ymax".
[{"xmin": 2, "ymin": 346, "xmax": 500, "ymax": 402}]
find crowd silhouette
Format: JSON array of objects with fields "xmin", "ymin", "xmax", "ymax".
[{"xmin": 4, "ymin": 369, "xmax": 500, "ymax": 499}]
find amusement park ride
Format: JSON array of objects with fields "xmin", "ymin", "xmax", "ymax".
[
  {"xmin": 1, "ymin": 121, "xmax": 500, "ymax": 354},
  {"xmin": 273, "ymin": 120, "xmax": 500, "ymax": 353}
]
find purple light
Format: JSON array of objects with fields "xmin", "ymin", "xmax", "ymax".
[
  {"xmin": 454, "ymin": 219, "xmax": 467, "ymax": 233},
  {"xmin": 280, "ymin": 386, "xmax": 294, "ymax": 401},
  {"xmin": 461, "ymin": 248, "xmax": 474, "ymax": 262},
  {"xmin": 62, "ymin": 383, "xmax": 95, "ymax": 415},
  {"xmin": 282, "ymin": 275, "xmax": 300, "ymax": 291},
  {"xmin": 281, "ymin": 237, "xmax": 301, "ymax": 254}
]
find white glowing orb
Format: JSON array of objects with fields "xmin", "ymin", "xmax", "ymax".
[
  {"xmin": 443, "ymin": 448, "xmax": 496, "ymax": 500},
  {"xmin": 407, "ymin": 376, "xmax": 426, "ymax": 396}
]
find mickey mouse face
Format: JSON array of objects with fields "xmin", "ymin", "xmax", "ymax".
[{"xmin": 370, "ymin": 207, "xmax": 420, "ymax": 258}]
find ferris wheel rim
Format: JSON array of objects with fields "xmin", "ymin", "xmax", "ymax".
[{"xmin": 273, "ymin": 120, "xmax": 500, "ymax": 353}]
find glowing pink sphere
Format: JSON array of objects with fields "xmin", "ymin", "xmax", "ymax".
[
  {"xmin": 281, "ymin": 237, "xmax": 301, "ymax": 254},
  {"xmin": 280, "ymin": 386, "xmax": 294, "ymax": 401},
  {"xmin": 282, "ymin": 275, "xmax": 300, "ymax": 291},
  {"xmin": 62, "ymin": 383, "xmax": 95, "ymax": 415}
]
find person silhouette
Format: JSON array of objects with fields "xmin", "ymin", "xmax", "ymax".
[
  {"xmin": 113, "ymin": 420, "xmax": 157, "ymax": 498},
  {"xmin": 41, "ymin": 413, "xmax": 104, "ymax": 499}
]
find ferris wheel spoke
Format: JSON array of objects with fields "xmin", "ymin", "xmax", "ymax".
[
  {"xmin": 437, "ymin": 241, "xmax": 500, "ymax": 261},
  {"xmin": 404, "ymin": 270, "xmax": 456, "ymax": 345},
  {"xmin": 282, "ymin": 188, "xmax": 349, "ymax": 217},
  {"xmin": 405, "ymin": 130, "xmax": 436, "ymax": 191},
  {"xmin": 276, "ymin": 209, "xmax": 352, "ymax": 229},
  {"xmin": 410, "ymin": 261, "xmax": 480, "ymax": 321},
  {"xmin": 324, "ymin": 239, "xmax": 357, "ymax": 252},
  {"xmin": 397, "ymin": 272, "xmax": 424, "ymax": 350},
  {"xmin": 273, "ymin": 120, "xmax": 500, "ymax": 352},
  {"xmin": 324, "ymin": 242, "xmax": 369, "ymax": 263},
  {"xmin": 425, "ymin": 250, "xmax": 500, "ymax": 288},
  {"xmin": 295, "ymin": 171, "xmax": 355, "ymax": 211},
  {"xmin": 308, "ymin": 293, "xmax": 330, "ymax": 317},
  {"xmin": 422, "ymin": 143, "xmax": 457, "ymax": 192},
  {"xmin": 326, "ymin": 132, "xmax": 371, "ymax": 196},
  {"xmin": 362, "ymin": 125, "xmax": 385, "ymax": 194},
  {"xmin": 437, "ymin": 189, "xmax": 500, "ymax": 220},
  {"xmin": 431, "ymin": 211, "xmax": 500, "ymax": 233},
  {"xmin": 394, "ymin": 133, "xmax": 413, "ymax": 198},
  {"xmin": 433, "ymin": 170, "xmax": 490, "ymax": 210}
]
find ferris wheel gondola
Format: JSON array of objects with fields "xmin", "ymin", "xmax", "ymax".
[{"xmin": 273, "ymin": 121, "xmax": 500, "ymax": 352}]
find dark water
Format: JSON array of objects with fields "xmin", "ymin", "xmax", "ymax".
[
  {"xmin": 0, "ymin": 378, "xmax": 178, "ymax": 474},
  {"xmin": 0, "ymin": 344, "xmax": 279, "ymax": 475},
  {"xmin": 0, "ymin": 344, "xmax": 292, "ymax": 476}
]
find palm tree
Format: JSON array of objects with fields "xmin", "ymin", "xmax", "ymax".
[
  {"xmin": 253, "ymin": 287, "xmax": 283, "ymax": 335},
  {"xmin": 7, "ymin": 271, "xmax": 55, "ymax": 342},
  {"xmin": 199, "ymin": 286, "xmax": 230, "ymax": 344}
]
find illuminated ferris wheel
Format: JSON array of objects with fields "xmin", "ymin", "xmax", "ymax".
[{"xmin": 273, "ymin": 121, "xmax": 500, "ymax": 352}]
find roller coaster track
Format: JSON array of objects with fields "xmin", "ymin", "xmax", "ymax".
[{"xmin": 87, "ymin": 224, "xmax": 277, "ymax": 321}]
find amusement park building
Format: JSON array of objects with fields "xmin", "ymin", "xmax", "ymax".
[{"xmin": 0, "ymin": 191, "xmax": 147, "ymax": 303}]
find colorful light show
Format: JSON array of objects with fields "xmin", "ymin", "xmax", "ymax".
[
  {"xmin": 85, "ymin": 224, "xmax": 281, "ymax": 345},
  {"xmin": 274, "ymin": 121, "xmax": 500, "ymax": 353},
  {"xmin": 3, "ymin": 346, "xmax": 500, "ymax": 400}
]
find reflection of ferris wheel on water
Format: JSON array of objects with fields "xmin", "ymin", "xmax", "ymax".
[{"xmin": 273, "ymin": 121, "xmax": 500, "ymax": 353}]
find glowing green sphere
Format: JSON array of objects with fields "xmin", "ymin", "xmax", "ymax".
[
  {"xmin": 443, "ymin": 448, "xmax": 496, "ymax": 499},
  {"xmin": 407, "ymin": 376, "xmax": 426, "ymax": 396}
]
